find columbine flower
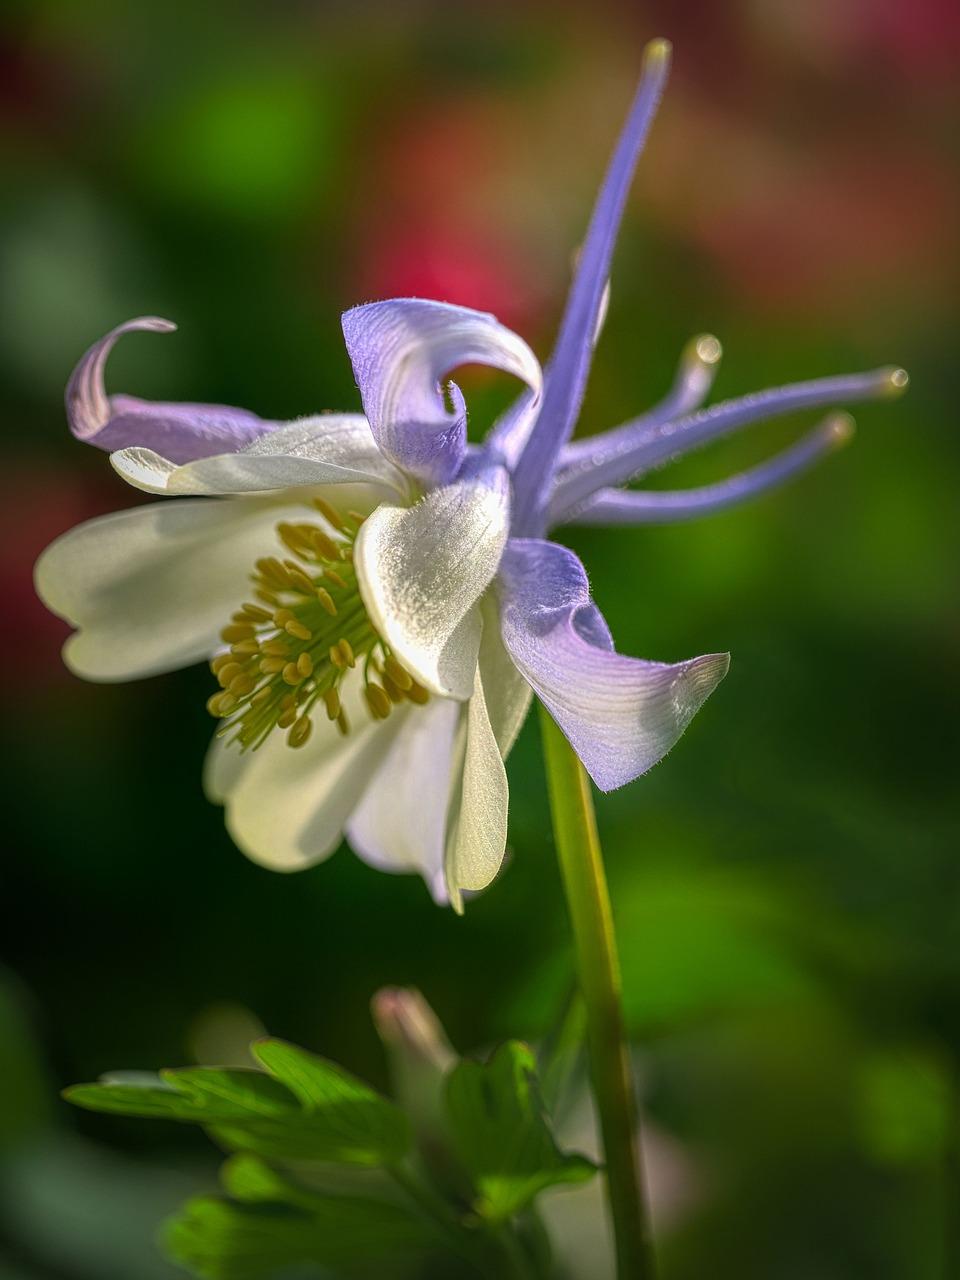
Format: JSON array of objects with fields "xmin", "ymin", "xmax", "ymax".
[{"xmin": 35, "ymin": 40, "xmax": 906, "ymax": 910}]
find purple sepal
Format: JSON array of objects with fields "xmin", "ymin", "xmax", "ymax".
[
  {"xmin": 342, "ymin": 299, "xmax": 541, "ymax": 490},
  {"xmin": 497, "ymin": 537, "xmax": 729, "ymax": 791},
  {"xmin": 66, "ymin": 318, "xmax": 277, "ymax": 464}
]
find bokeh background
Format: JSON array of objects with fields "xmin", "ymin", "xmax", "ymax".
[{"xmin": 1, "ymin": 1, "xmax": 957, "ymax": 1277}]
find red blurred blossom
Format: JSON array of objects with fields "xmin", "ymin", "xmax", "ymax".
[
  {"xmin": 641, "ymin": 100, "xmax": 959, "ymax": 322},
  {"xmin": 349, "ymin": 95, "xmax": 552, "ymax": 337},
  {"xmin": 355, "ymin": 219, "xmax": 543, "ymax": 337},
  {"xmin": 754, "ymin": 0, "xmax": 960, "ymax": 83}
]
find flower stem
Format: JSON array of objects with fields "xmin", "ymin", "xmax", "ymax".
[{"xmin": 538, "ymin": 704, "xmax": 657, "ymax": 1280}]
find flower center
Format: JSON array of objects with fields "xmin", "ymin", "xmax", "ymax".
[{"xmin": 207, "ymin": 496, "xmax": 427, "ymax": 750}]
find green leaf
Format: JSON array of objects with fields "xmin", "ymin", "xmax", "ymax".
[
  {"xmin": 165, "ymin": 1192, "xmax": 438, "ymax": 1280},
  {"xmin": 64, "ymin": 1074, "xmax": 209, "ymax": 1121},
  {"xmin": 65, "ymin": 1042, "xmax": 410, "ymax": 1168},
  {"xmin": 251, "ymin": 1039, "xmax": 411, "ymax": 1166},
  {"xmin": 444, "ymin": 1041, "xmax": 595, "ymax": 1222},
  {"xmin": 220, "ymin": 1153, "xmax": 336, "ymax": 1212}
]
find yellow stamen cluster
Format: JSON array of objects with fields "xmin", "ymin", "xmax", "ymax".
[{"xmin": 207, "ymin": 497, "xmax": 428, "ymax": 750}]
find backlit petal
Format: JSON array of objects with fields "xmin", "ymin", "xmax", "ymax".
[
  {"xmin": 345, "ymin": 697, "xmax": 460, "ymax": 905},
  {"xmin": 477, "ymin": 594, "xmax": 532, "ymax": 759},
  {"xmin": 443, "ymin": 663, "xmax": 510, "ymax": 912},
  {"xmin": 111, "ymin": 415, "xmax": 407, "ymax": 498},
  {"xmin": 354, "ymin": 467, "xmax": 510, "ymax": 699}
]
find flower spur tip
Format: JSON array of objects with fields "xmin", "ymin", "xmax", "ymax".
[
  {"xmin": 824, "ymin": 411, "xmax": 856, "ymax": 447},
  {"xmin": 688, "ymin": 334, "xmax": 723, "ymax": 367},
  {"xmin": 136, "ymin": 316, "xmax": 178, "ymax": 333},
  {"xmin": 643, "ymin": 37, "xmax": 672, "ymax": 67},
  {"xmin": 882, "ymin": 367, "xmax": 910, "ymax": 397}
]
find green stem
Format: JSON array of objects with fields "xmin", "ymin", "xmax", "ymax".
[{"xmin": 539, "ymin": 704, "xmax": 657, "ymax": 1280}]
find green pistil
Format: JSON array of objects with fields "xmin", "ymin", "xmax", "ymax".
[{"xmin": 207, "ymin": 498, "xmax": 428, "ymax": 751}]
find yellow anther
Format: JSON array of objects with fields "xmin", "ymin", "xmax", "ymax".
[
  {"xmin": 337, "ymin": 638, "xmax": 355, "ymax": 668},
  {"xmin": 406, "ymin": 680, "xmax": 430, "ymax": 705},
  {"xmin": 217, "ymin": 661, "xmax": 244, "ymax": 688},
  {"xmin": 312, "ymin": 496, "xmax": 346, "ymax": 531},
  {"xmin": 211, "ymin": 513, "xmax": 430, "ymax": 750},
  {"xmin": 364, "ymin": 682, "xmax": 392, "ymax": 720},
  {"xmin": 240, "ymin": 603, "xmax": 273, "ymax": 623},
  {"xmin": 383, "ymin": 655, "xmax": 413, "ymax": 691},
  {"xmin": 220, "ymin": 623, "xmax": 255, "ymax": 644},
  {"xmin": 310, "ymin": 528, "xmax": 341, "ymax": 561},
  {"xmin": 316, "ymin": 588, "xmax": 337, "ymax": 616},
  {"xmin": 288, "ymin": 714, "xmax": 313, "ymax": 749},
  {"xmin": 381, "ymin": 671, "xmax": 405, "ymax": 704},
  {"xmin": 277, "ymin": 524, "xmax": 312, "ymax": 558},
  {"xmin": 282, "ymin": 561, "xmax": 316, "ymax": 593},
  {"xmin": 256, "ymin": 557, "xmax": 292, "ymax": 586}
]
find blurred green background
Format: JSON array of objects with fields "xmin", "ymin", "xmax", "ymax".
[{"xmin": 1, "ymin": 1, "xmax": 957, "ymax": 1277}]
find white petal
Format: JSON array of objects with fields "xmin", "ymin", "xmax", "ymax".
[
  {"xmin": 111, "ymin": 415, "xmax": 407, "ymax": 498},
  {"xmin": 477, "ymin": 594, "xmax": 533, "ymax": 759},
  {"xmin": 219, "ymin": 680, "xmax": 401, "ymax": 872},
  {"xmin": 444, "ymin": 664, "xmax": 509, "ymax": 912},
  {"xmin": 344, "ymin": 696, "xmax": 460, "ymax": 904},
  {"xmin": 35, "ymin": 487, "xmax": 388, "ymax": 682},
  {"xmin": 203, "ymin": 730, "xmax": 256, "ymax": 805},
  {"xmin": 354, "ymin": 469, "xmax": 510, "ymax": 700},
  {"xmin": 35, "ymin": 498, "xmax": 284, "ymax": 681}
]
